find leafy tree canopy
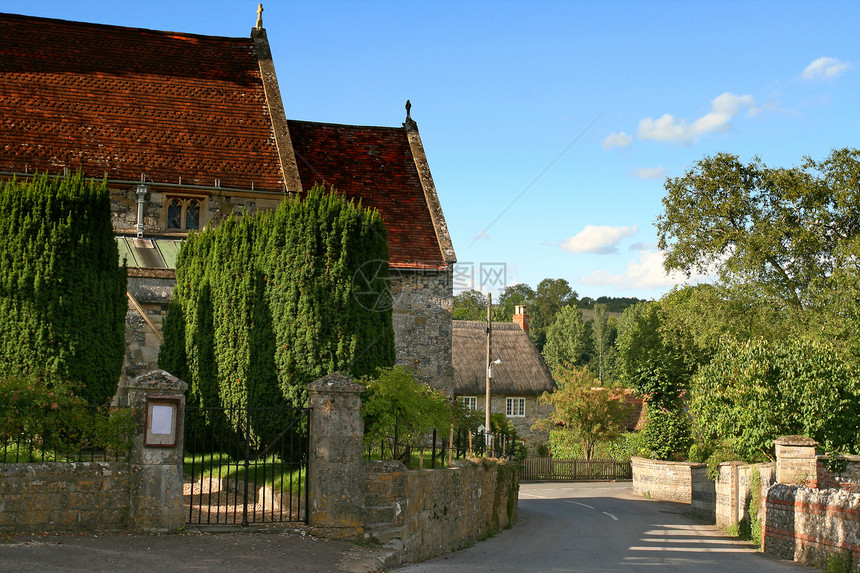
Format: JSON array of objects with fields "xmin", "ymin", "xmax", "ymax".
[
  {"xmin": 542, "ymin": 305, "xmax": 588, "ymax": 372},
  {"xmin": 691, "ymin": 337, "xmax": 860, "ymax": 461},
  {"xmin": 534, "ymin": 365, "xmax": 633, "ymax": 460},
  {"xmin": 453, "ymin": 289, "xmax": 487, "ymax": 321},
  {"xmin": 657, "ymin": 148, "xmax": 860, "ymax": 312}
]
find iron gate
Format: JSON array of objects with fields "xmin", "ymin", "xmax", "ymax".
[{"xmin": 183, "ymin": 404, "xmax": 310, "ymax": 526}]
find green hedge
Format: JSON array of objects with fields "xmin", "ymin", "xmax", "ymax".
[
  {"xmin": 160, "ymin": 185, "xmax": 395, "ymax": 417},
  {"xmin": 0, "ymin": 174, "xmax": 127, "ymax": 405}
]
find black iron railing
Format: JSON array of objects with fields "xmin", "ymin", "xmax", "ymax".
[
  {"xmin": 0, "ymin": 405, "xmax": 134, "ymax": 463},
  {"xmin": 183, "ymin": 404, "xmax": 310, "ymax": 526},
  {"xmin": 364, "ymin": 426, "xmax": 518, "ymax": 469}
]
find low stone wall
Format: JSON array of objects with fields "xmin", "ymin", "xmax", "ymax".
[
  {"xmin": 631, "ymin": 457, "xmax": 704, "ymax": 504},
  {"xmin": 0, "ymin": 462, "xmax": 132, "ymax": 532},
  {"xmin": 363, "ymin": 458, "xmax": 518, "ymax": 565},
  {"xmin": 715, "ymin": 462, "xmax": 775, "ymax": 530},
  {"xmin": 690, "ymin": 465, "xmax": 715, "ymax": 520},
  {"xmin": 0, "ymin": 370, "xmax": 186, "ymax": 534},
  {"xmin": 764, "ymin": 484, "xmax": 860, "ymax": 571}
]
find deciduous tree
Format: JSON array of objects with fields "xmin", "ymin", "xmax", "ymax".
[{"xmin": 534, "ymin": 365, "xmax": 632, "ymax": 460}]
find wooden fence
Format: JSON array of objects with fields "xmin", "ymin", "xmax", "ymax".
[{"xmin": 519, "ymin": 458, "xmax": 632, "ymax": 481}]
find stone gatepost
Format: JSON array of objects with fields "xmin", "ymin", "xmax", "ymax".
[
  {"xmin": 774, "ymin": 435, "xmax": 819, "ymax": 487},
  {"xmin": 114, "ymin": 369, "xmax": 187, "ymax": 532},
  {"xmin": 308, "ymin": 372, "xmax": 365, "ymax": 539}
]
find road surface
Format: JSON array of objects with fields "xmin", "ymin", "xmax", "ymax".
[{"xmin": 394, "ymin": 481, "xmax": 805, "ymax": 572}]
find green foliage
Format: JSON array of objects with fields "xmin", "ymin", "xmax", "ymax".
[
  {"xmin": 0, "ymin": 375, "xmax": 135, "ymax": 459},
  {"xmin": 823, "ymin": 551, "xmax": 852, "ymax": 573},
  {"xmin": 691, "ymin": 337, "xmax": 860, "ymax": 461},
  {"xmin": 360, "ymin": 365, "xmax": 452, "ymax": 449},
  {"xmin": 640, "ymin": 404, "xmax": 691, "ymax": 461},
  {"xmin": 588, "ymin": 303, "xmax": 616, "ymax": 383},
  {"xmin": 549, "ymin": 429, "xmax": 642, "ymax": 461},
  {"xmin": 535, "ymin": 365, "xmax": 633, "ymax": 460},
  {"xmin": 578, "ymin": 296, "xmax": 645, "ymax": 313},
  {"xmin": 542, "ymin": 305, "xmax": 588, "ymax": 372},
  {"xmin": 657, "ymin": 148, "xmax": 860, "ymax": 312},
  {"xmin": 453, "ymin": 289, "xmax": 488, "ymax": 321},
  {"xmin": 160, "ymin": 185, "xmax": 395, "ymax": 419},
  {"xmin": 616, "ymin": 302, "xmax": 687, "ymax": 408},
  {"xmin": 0, "ymin": 174, "xmax": 127, "ymax": 405}
]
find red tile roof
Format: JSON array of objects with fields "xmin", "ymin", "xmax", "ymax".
[
  {"xmin": 0, "ymin": 13, "xmax": 284, "ymax": 191},
  {"xmin": 288, "ymin": 119, "xmax": 446, "ymax": 267}
]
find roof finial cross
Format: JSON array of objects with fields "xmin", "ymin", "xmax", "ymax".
[{"xmin": 256, "ymin": 4, "xmax": 264, "ymax": 29}]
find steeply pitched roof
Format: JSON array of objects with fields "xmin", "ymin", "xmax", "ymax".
[
  {"xmin": 0, "ymin": 13, "xmax": 285, "ymax": 191},
  {"xmin": 452, "ymin": 321, "xmax": 556, "ymax": 396},
  {"xmin": 288, "ymin": 119, "xmax": 447, "ymax": 268}
]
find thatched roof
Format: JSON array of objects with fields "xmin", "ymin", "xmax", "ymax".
[{"xmin": 452, "ymin": 321, "xmax": 555, "ymax": 396}]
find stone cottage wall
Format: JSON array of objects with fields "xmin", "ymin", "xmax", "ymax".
[
  {"xmin": 488, "ymin": 394, "xmax": 550, "ymax": 455},
  {"xmin": 390, "ymin": 267, "xmax": 454, "ymax": 390}
]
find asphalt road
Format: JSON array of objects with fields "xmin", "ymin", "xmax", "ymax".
[{"xmin": 394, "ymin": 481, "xmax": 807, "ymax": 572}]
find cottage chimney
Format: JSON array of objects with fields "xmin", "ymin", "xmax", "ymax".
[{"xmin": 513, "ymin": 305, "xmax": 529, "ymax": 333}]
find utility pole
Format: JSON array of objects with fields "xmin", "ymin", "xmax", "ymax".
[{"xmin": 485, "ymin": 292, "xmax": 492, "ymax": 452}]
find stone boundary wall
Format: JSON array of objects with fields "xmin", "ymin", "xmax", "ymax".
[
  {"xmin": 631, "ymin": 457, "xmax": 703, "ymax": 504},
  {"xmin": 763, "ymin": 484, "xmax": 860, "ymax": 571},
  {"xmin": 309, "ymin": 374, "xmax": 519, "ymax": 566},
  {"xmin": 364, "ymin": 458, "xmax": 518, "ymax": 565},
  {"xmin": 715, "ymin": 462, "xmax": 775, "ymax": 529},
  {"xmin": 690, "ymin": 465, "xmax": 715, "ymax": 519},
  {"xmin": 0, "ymin": 462, "xmax": 132, "ymax": 532},
  {"xmin": 0, "ymin": 370, "xmax": 186, "ymax": 534}
]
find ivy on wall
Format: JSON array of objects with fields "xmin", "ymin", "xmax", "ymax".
[{"xmin": 0, "ymin": 174, "xmax": 127, "ymax": 405}]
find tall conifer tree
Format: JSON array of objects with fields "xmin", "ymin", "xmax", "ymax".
[{"xmin": 0, "ymin": 174, "xmax": 127, "ymax": 404}]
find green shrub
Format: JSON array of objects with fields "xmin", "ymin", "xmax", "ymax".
[
  {"xmin": 640, "ymin": 404, "xmax": 691, "ymax": 460},
  {"xmin": 0, "ymin": 174, "xmax": 127, "ymax": 405},
  {"xmin": 0, "ymin": 375, "xmax": 135, "ymax": 459},
  {"xmin": 361, "ymin": 365, "xmax": 451, "ymax": 462}
]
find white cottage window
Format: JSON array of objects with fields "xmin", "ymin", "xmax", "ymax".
[
  {"xmin": 460, "ymin": 396, "xmax": 478, "ymax": 411},
  {"xmin": 506, "ymin": 397, "xmax": 525, "ymax": 417}
]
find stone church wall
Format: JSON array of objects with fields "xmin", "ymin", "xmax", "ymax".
[{"xmin": 390, "ymin": 267, "xmax": 454, "ymax": 391}]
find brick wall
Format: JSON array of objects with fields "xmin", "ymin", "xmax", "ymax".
[
  {"xmin": 818, "ymin": 456, "xmax": 860, "ymax": 493},
  {"xmin": 764, "ymin": 484, "xmax": 860, "ymax": 571},
  {"xmin": 0, "ymin": 462, "xmax": 132, "ymax": 532},
  {"xmin": 363, "ymin": 458, "xmax": 518, "ymax": 565}
]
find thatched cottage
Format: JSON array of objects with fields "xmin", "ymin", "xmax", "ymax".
[
  {"xmin": 452, "ymin": 308, "xmax": 556, "ymax": 454},
  {"xmin": 0, "ymin": 10, "xmax": 456, "ymax": 389}
]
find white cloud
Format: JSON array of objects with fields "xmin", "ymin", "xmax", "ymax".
[
  {"xmin": 802, "ymin": 57, "xmax": 850, "ymax": 80},
  {"xmin": 637, "ymin": 92, "xmax": 755, "ymax": 145},
  {"xmin": 561, "ymin": 225, "xmax": 637, "ymax": 255},
  {"xmin": 632, "ymin": 166, "xmax": 666, "ymax": 180},
  {"xmin": 579, "ymin": 249, "xmax": 696, "ymax": 291},
  {"xmin": 602, "ymin": 132, "xmax": 633, "ymax": 149}
]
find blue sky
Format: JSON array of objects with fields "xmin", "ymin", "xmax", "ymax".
[{"xmin": 6, "ymin": 1, "xmax": 858, "ymax": 300}]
